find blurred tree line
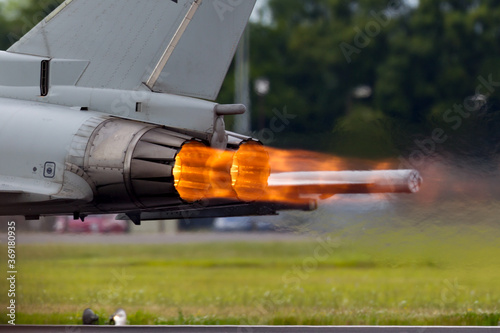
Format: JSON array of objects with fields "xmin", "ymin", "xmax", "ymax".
[{"xmin": 2, "ymin": 0, "xmax": 500, "ymax": 159}]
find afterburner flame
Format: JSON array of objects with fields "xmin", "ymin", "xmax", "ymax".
[
  {"xmin": 173, "ymin": 142, "xmax": 417, "ymax": 204},
  {"xmin": 173, "ymin": 141, "xmax": 213, "ymax": 202},
  {"xmin": 266, "ymin": 147, "xmax": 348, "ymax": 173},
  {"xmin": 231, "ymin": 142, "xmax": 270, "ymax": 201},
  {"xmin": 173, "ymin": 141, "xmax": 271, "ymax": 202}
]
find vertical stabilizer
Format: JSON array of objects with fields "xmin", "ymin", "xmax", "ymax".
[{"xmin": 8, "ymin": 0, "xmax": 256, "ymax": 100}]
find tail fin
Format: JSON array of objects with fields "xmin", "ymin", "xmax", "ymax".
[{"xmin": 8, "ymin": 0, "xmax": 256, "ymax": 100}]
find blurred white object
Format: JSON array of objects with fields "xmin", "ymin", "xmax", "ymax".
[{"xmin": 110, "ymin": 308, "xmax": 127, "ymax": 326}]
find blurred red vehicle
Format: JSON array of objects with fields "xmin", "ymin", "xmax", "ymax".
[{"xmin": 54, "ymin": 215, "xmax": 129, "ymax": 233}]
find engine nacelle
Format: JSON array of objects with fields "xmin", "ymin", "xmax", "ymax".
[{"xmin": 82, "ymin": 118, "xmax": 195, "ymax": 210}]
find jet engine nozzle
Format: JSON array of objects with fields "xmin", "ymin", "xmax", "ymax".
[{"xmin": 84, "ymin": 118, "xmax": 194, "ymax": 210}]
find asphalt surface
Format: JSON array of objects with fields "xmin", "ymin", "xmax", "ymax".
[
  {"xmin": 0, "ymin": 232, "xmax": 311, "ymax": 245},
  {"xmin": 4, "ymin": 326, "xmax": 500, "ymax": 332}
]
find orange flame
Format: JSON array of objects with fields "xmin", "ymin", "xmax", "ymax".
[
  {"xmin": 173, "ymin": 141, "xmax": 272, "ymax": 202},
  {"xmin": 172, "ymin": 142, "xmax": 402, "ymax": 204},
  {"xmin": 231, "ymin": 142, "xmax": 270, "ymax": 201},
  {"xmin": 173, "ymin": 141, "xmax": 213, "ymax": 202}
]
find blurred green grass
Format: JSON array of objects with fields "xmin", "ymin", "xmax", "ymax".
[{"xmin": 1, "ymin": 225, "xmax": 500, "ymax": 325}]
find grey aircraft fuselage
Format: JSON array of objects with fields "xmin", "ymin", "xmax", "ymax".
[{"xmin": 0, "ymin": 0, "xmax": 421, "ymax": 223}]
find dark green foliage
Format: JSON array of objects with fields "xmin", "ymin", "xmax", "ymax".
[
  {"xmin": 225, "ymin": 0, "xmax": 500, "ymax": 157},
  {"xmin": 0, "ymin": 0, "xmax": 63, "ymax": 49}
]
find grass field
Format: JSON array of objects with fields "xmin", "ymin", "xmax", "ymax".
[{"xmin": 1, "ymin": 223, "xmax": 500, "ymax": 325}]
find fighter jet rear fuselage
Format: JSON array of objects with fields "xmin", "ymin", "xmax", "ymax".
[
  {"xmin": 0, "ymin": 1, "xmax": 421, "ymax": 223},
  {"xmin": 0, "ymin": 85, "xmax": 242, "ymax": 217}
]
